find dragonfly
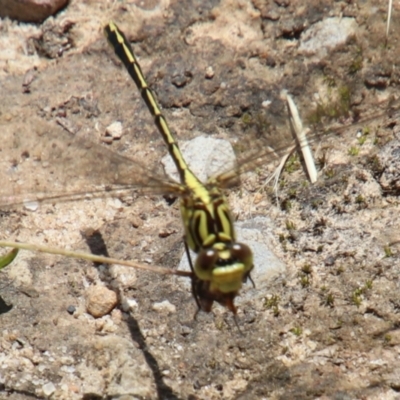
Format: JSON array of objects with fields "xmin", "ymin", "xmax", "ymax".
[
  {"xmin": 0, "ymin": 22, "xmax": 265, "ymax": 317},
  {"xmin": 1, "ymin": 21, "xmax": 397, "ymax": 318},
  {"xmin": 103, "ymin": 22, "xmax": 257, "ymax": 315}
]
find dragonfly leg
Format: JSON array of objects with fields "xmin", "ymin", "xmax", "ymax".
[
  {"xmin": 184, "ymin": 240, "xmax": 195, "ymax": 273},
  {"xmin": 248, "ymin": 273, "xmax": 256, "ymax": 289}
]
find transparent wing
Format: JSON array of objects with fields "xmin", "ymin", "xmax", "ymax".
[
  {"xmin": 2, "ymin": 98, "xmax": 397, "ymax": 211},
  {"xmin": 0, "ymin": 115, "xmax": 184, "ymax": 208},
  {"xmin": 211, "ymin": 98, "xmax": 400, "ymax": 189}
]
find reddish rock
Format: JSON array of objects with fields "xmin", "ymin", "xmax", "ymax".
[
  {"xmin": 86, "ymin": 285, "xmax": 118, "ymax": 318},
  {"xmin": 0, "ymin": 0, "xmax": 69, "ymax": 23}
]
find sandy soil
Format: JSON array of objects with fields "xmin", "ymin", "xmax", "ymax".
[{"xmin": 0, "ymin": 0, "xmax": 400, "ymax": 399}]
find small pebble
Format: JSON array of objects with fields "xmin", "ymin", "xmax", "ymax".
[
  {"xmin": 324, "ymin": 256, "xmax": 336, "ymax": 266},
  {"xmin": 0, "ymin": 0, "xmax": 69, "ymax": 23},
  {"xmin": 105, "ymin": 121, "xmax": 123, "ymax": 139},
  {"xmin": 66, "ymin": 305, "xmax": 76, "ymax": 315},
  {"xmin": 42, "ymin": 382, "xmax": 56, "ymax": 396},
  {"xmin": 261, "ymin": 100, "xmax": 272, "ymax": 108},
  {"xmin": 121, "ymin": 298, "xmax": 138, "ymax": 312},
  {"xmin": 86, "ymin": 285, "xmax": 118, "ymax": 318},
  {"xmin": 152, "ymin": 300, "xmax": 176, "ymax": 314},
  {"xmin": 23, "ymin": 200, "xmax": 39, "ymax": 211},
  {"xmin": 205, "ymin": 66, "xmax": 215, "ymax": 79}
]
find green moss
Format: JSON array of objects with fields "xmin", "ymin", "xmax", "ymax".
[
  {"xmin": 285, "ymin": 220, "xmax": 296, "ymax": 230},
  {"xmin": 321, "ymin": 291, "xmax": 335, "ymax": 307},
  {"xmin": 288, "ymin": 188, "xmax": 297, "ymax": 199},
  {"xmin": 306, "ymin": 85, "xmax": 352, "ymax": 125},
  {"xmin": 384, "ymin": 244, "xmax": 393, "ymax": 258},
  {"xmin": 355, "ymin": 194, "xmax": 365, "ymax": 204},
  {"xmin": 311, "ymin": 198, "xmax": 323, "ymax": 209},
  {"xmin": 264, "ymin": 295, "xmax": 280, "ymax": 316},
  {"xmin": 241, "ymin": 112, "xmax": 252, "ymax": 125},
  {"xmin": 325, "ymin": 168, "xmax": 336, "ymax": 179},
  {"xmin": 358, "ymin": 136, "xmax": 367, "ymax": 145},
  {"xmin": 352, "ymin": 290, "xmax": 362, "ymax": 307},
  {"xmin": 240, "ymin": 111, "xmax": 270, "ymax": 134},
  {"xmin": 284, "ymin": 154, "xmax": 301, "ymax": 173},
  {"xmin": 352, "ymin": 281, "xmax": 373, "ymax": 307},
  {"xmin": 323, "ymin": 75, "xmax": 336, "ymax": 88},
  {"xmin": 369, "ymin": 155, "xmax": 383, "ymax": 174},
  {"xmin": 301, "ymin": 264, "xmax": 312, "ymax": 274},
  {"xmin": 384, "ymin": 334, "xmax": 392, "ymax": 344},
  {"xmin": 365, "ymin": 280, "xmax": 373, "ymax": 290},
  {"xmin": 281, "ymin": 199, "xmax": 292, "ymax": 211},
  {"xmin": 300, "ymin": 274, "xmax": 310, "ymax": 288},
  {"xmin": 290, "ymin": 326, "xmax": 303, "ymax": 336},
  {"xmin": 348, "ymin": 46, "xmax": 363, "ymax": 75},
  {"xmin": 348, "ymin": 146, "xmax": 360, "ymax": 156},
  {"xmin": 335, "ymin": 265, "xmax": 345, "ymax": 275}
]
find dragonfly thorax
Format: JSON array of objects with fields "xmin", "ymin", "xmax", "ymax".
[{"xmin": 180, "ymin": 186, "xmax": 236, "ymax": 252}]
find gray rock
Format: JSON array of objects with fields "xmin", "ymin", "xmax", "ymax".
[
  {"xmin": 161, "ymin": 135, "xmax": 236, "ymax": 183},
  {"xmin": 299, "ymin": 17, "xmax": 357, "ymax": 60}
]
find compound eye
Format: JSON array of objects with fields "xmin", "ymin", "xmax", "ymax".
[
  {"xmin": 231, "ymin": 243, "xmax": 253, "ymax": 272},
  {"xmin": 194, "ymin": 249, "xmax": 218, "ymax": 279}
]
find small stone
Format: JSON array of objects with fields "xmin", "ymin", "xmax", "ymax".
[
  {"xmin": 299, "ymin": 18, "xmax": 357, "ymax": 60},
  {"xmin": 0, "ymin": 0, "xmax": 69, "ymax": 23},
  {"xmin": 105, "ymin": 121, "xmax": 123, "ymax": 140},
  {"xmin": 261, "ymin": 100, "xmax": 272, "ymax": 109},
  {"xmin": 162, "ymin": 136, "xmax": 236, "ymax": 183},
  {"xmin": 324, "ymin": 256, "xmax": 336, "ymax": 266},
  {"xmin": 23, "ymin": 200, "xmax": 39, "ymax": 211},
  {"xmin": 152, "ymin": 300, "xmax": 176, "ymax": 314},
  {"xmin": 121, "ymin": 298, "xmax": 138, "ymax": 312},
  {"xmin": 66, "ymin": 305, "xmax": 76, "ymax": 315},
  {"xmin": 130, "ymin": 215, "xmax": 143, "ymax": 228},
  {"xmin": 86, "ymin": 285, "xmax": 118, "ymax": 318},
  {"xmin": 158, "ymin": 226, "xmax": 176, "ymax": 238},
  {"xmin": 205, "ymin": 66, "xmax": 215, "ymax": 79},
  {"xmin": 110, "ymin": 265, "xmax": 137, "ymax": 289},
  {"xmin": 42, "ymin": 382, "xmax": 56, "ymax": 396}
]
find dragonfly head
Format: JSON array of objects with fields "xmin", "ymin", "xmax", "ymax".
[{"xmin": 193, "ymin": 242, "xmax": 253, "ymax": 313}]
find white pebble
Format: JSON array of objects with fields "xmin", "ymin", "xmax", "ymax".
[
  {"xmin": 42, "ymin": 382, "xmax": 56, "ymax": 396},
  {"xmin": 105, "ymin": 121, "xmax": 123, "ymax": 139},
  {"xmin": 23, "ymin": 200, "xmax": 39, "ymax": 211},
  {"xmin": 121, "ymin": 297, "xmax": 138, "ymax": 312},
  {"xmin": 152, "ymin": 300, "xmax": 176, "ymax": 314}
]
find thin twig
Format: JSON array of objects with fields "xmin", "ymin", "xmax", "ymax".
[{"xmin": 0, "ymin": 241, "xmax": 192, "ymax": 278}]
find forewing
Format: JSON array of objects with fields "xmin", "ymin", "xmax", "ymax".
[
  {"xmin": 211, "ymin": 99, "xmax": 400, "ymax": 189},
  {"xmin": 0, "ymin": 116, "xmax": 184, "ymax": 208}
]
